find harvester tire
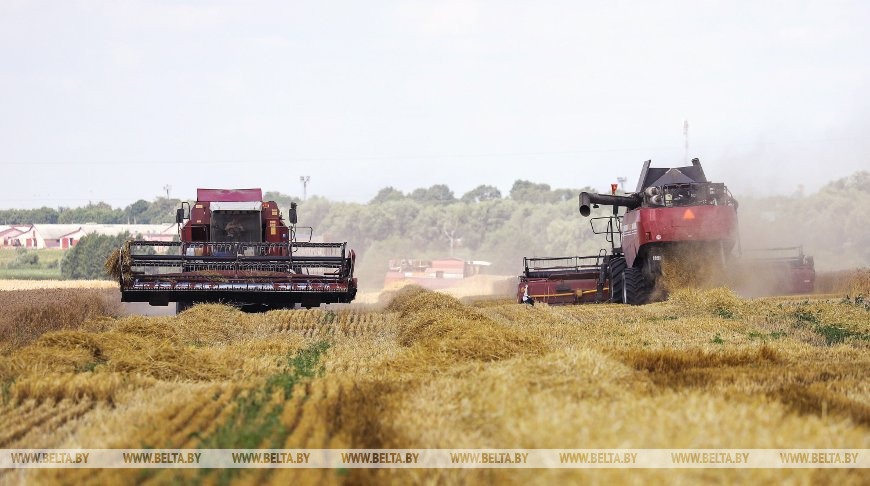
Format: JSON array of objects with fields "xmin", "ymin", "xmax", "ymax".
[
  {"xmin": 622, "ymin": 267, "xmax": 648, "ymax": 305},
  {"xmin": 607, "ymin": 257, "xmax": 627, "ymax": 303}
]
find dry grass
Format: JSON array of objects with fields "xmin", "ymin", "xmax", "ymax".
[
  {"xmin": 847, "ymin": 269, "xmax": 870, "ymax": 296},
  {"xmin": 807, "ymin": 268, "xmax": 869, "ymax": 296},
  {"xmin": 0, "ymin": 289, "xmax": 120, "ymax": 353},
  {"xmin": 370, "ymin": 275, "xmax": 517, "ymax": 305},
  {"xmin": 103, "ymin": 248, "xmax": 122, "ymax": 281},
  {"xmin": 0, "ymin": 285, "xmax": 867, "ymax": 485},
  {"xmin": 387, "ymin": 286, "xmax": 547, "ymax": 370}
]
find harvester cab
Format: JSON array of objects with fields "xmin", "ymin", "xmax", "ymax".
[
  {"xmin": 118, "ymin": 188, "xmax": 357, "ymax": 312},
  {"xmin": 578, "ymin": 158, "xmax": 740, "ymax": 304}
]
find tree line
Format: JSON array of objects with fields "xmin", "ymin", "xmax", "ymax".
[
  {"xmin": 0, "ymin": 198, "xmax": 181, "ymax": 225},
  {"xmin": 262, "ymin": 172, "xmax": 870, "ymax": 286},
  {"xmin": 6, "ymin": 172, "xmax": 868, "ymax": 286}
]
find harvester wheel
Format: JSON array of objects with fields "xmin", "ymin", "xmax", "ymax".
[
  {"xmin": 622, "ymin": 267, "xmax": 648, "ymax": 305},
  {"xmin": 607, "ymin": 257, "xmax": 627, "ymax": 303}
]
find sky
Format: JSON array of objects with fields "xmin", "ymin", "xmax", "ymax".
[{"xmin": 1, "ymin": 0, "xmax": 869, "ymax": 208}]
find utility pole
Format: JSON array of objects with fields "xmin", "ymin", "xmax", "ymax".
[
  {"xmin": 683, "ymin": 119, "xmax": 689, "ymax": 164},
  {"xmin": 163, "ymin": 184, "xmax": 172, "ymax": 198},
  {"xmin": 444, "ymin": 228, "xmax": 457, "ymax": 257},
  {"xmin": 616, "ymin": 176, "xmax": 627, "ymax": 192},
  {"xmin": 299, "ymin": 176, "xmax": 310, "ymax": 202},
  {"xmin": 442, "ymin": 215, "xmax": 460, "ymax": 257}
]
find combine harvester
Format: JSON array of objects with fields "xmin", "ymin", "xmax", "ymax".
[
  {"xmin": 518, "ymin": 159, "xmax": 814, "ymax": 305},
  {"xmin": 739, "ymin": 246, "xmax": 815, "ymax": 295},
  {"xmin": 118, "ymin": 188, "xmax": 357, "ymax": 312}
]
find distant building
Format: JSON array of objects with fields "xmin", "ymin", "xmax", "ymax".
[
  {"xmin": 0, "ymin": 224, "xmax": 179, "ymax": 249},
  {"xmin": 0, "ymin": 225, "xmax": 31, "ymax": 247}
]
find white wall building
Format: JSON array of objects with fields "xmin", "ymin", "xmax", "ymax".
[{"xmin": 1, "ymin": 224, "xmax": 179, "ymax": 249}]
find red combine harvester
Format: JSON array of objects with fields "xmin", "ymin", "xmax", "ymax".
[
  {"xmin": 740, "ymin": 246, "xmax": 815, "ymax": 295},
  {"xmin": 119, "ymin": 188, "xmax": 357, "ymax": 312},
  {"xmin": 519, "ymin": 159, "xmax": 741, "ymax": 305}
]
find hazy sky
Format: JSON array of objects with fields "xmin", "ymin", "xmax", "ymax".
[{"xmin": 2, "ymin": 1, "xmax": 869, "ymax": 208}]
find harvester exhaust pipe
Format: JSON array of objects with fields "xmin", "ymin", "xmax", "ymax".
[{"xmin": 579, "ymin": 192, "xmax": 642, "ymax": 217}]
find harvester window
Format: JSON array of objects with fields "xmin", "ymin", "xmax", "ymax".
[{"xmin": 211, "ymin": 210, "xmax": 262, "ymax": 242}]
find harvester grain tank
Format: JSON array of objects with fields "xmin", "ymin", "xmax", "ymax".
[{"xmin": 118, "ymin": 188, "xmax": 357, "ymax": 311}]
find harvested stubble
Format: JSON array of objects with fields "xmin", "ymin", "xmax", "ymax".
[
  {"xmin": 388, "ymin": 285, "xmax": 547, "ymax": 369},
  {"xmin": 374, "ymin": 275, "xmax": 516, "ymax": 307},
  {"xmin": 667, "ymin": 286, "xmax": 745, "ymax": 317},
  {"xmin": 0, "ymin": 286, "xmax": 867, "ymax": 485}
]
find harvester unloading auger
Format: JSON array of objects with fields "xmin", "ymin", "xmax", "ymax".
[
  {"xmin": 117, "ymin": 188, "xmax": 357, "ymax": 312},
  {"xmin": 519, "ymin": 159, "xmax": 742, "ymax": 305}
]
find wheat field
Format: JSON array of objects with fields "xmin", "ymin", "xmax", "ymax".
[{"xmin": 0, "ymin": 280, "xmax": 868, "ymax": 484}]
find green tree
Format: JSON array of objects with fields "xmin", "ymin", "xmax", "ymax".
[
  {"xmin": 263, "ymin": 191, "xmax": 298, "ymax": 209},
  {"xmin": 58, "ymin": 202, "xmax": 124, "ymax": 224},
  {"xmin": 0, "ymin": 207, "xmax": 59, "ymax": 224},
  {"xmin": 124, "ymin": 199, "xmax": 150, "ymax": 223},
  {"xmin": 461, "ymin": 184, "xmax": 502, "ymax": 203},
  {"xmin": 370, "ymin": 187, "xmax": 405, "ymax": 204},
  {"xmin": 509, "ymin": 180, "xmax": 554, "ymax": 203},
  {"xmin": 410, "ymin": 184, "xmax": 455, "ymax": 204},
  {"xmin": 61, "ymin": 232, "xmax": 131, "ymax": 280},
  {"xmin": 134, "ymin": 197, "xmax": 181, "ymax": 223}
]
